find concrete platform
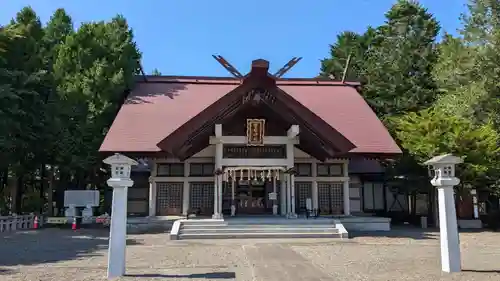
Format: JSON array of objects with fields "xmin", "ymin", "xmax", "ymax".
[
  {"xmin": 167, "ymin": 215, "xmax": 391, "ymax": 240},
  {"xmin": 458, "ymin": 219, "xmax": 483, "ymax": 229},
  {"xmin": 126, "ymin": 216, "xmax": 180, "ymax": 234},
  {"xmin": 339, "ymin": 216, "xmax": 392, "ymax": 232},
  {"xmin": 125, "ymin": 215, "xmax": 392, "ymax": 238}
]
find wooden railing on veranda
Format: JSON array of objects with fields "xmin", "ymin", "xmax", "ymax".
[{"xmin": 0, "ymin": 214, "xmax": 37, "ymax": 233}]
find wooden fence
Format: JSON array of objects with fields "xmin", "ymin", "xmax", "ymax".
[{"xmin": 0, "ymin": 214, "xmax": 38, "ymax": 233}]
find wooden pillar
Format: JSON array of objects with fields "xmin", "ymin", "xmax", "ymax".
[
  {"xmin": 182, "ymin": 161, "xmax": 190, "ymax": 216},
  {"xmin": 312, "ymin": 162, "xmax": 318, "ymax": 210},
  {"xmin": 286, "ymin": 175, "xmax": 291, "ymax": 215},
  {"xmin": 231, "ymin": 176, "xmax": 236, "ymax": 216},
  {"xmin": 343, "ymin": 161, "xmax": 350, "ymax": 216},
  {"xmin": 280, "ymin": 171, "xmax": 286, "ymax": 215},
  {"xmin": 148, "ymin": 161, "xmax": 157, "ymax": 217},
  {"xmin": 287, "ymin": 125, "xmax": 299, "ymax": 218},
  {"xmin": 213, "ymin": 124, "xmax": 223, "ymax": 219},
  {"xmin": 272, "ymin": 173, "xmax": 278, "ymax": 215}
]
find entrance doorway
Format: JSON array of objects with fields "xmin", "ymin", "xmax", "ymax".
[
  {"xmin": 235, "ymin": 179, "xmax": 274, "ymax": 215},
  {"xmin": 221, "ymin": 167, "xmax": 284, "ymax": 216}
]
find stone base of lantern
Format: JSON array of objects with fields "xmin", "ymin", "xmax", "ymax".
[{"xmin": 458, "ymin": 219, "xmax": 482, "ymax": 229}]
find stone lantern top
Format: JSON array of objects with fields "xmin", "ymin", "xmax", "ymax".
[
  {"xmin": 103, "ymin": 153, "xmax": 138, "ymax": 166},
  {"xmin": 424, "ymin": 154, "xmax": 463, "ymax": 166},
  {"xmin": 424, "ymin": 154, "xmax": 462, "ymax": 187},
  {"xmin": 103, "ymin": 153, "xmax": 138, "ymax": 186}
]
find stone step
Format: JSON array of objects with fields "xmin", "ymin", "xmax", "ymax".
[
  {"xmin": 180, "ymin": 227, "xmax": 339, "ymax": 234},
  {"xmin": 181, "ymin": 220, "xmax": 224, "ymax": 226},
  {"xmin": 181, "ymin": 220, "xmax": 335, "ymax": 226},
  {"xmin": 181, "ymin": 223, "xmax": 335, "ymax": 229},
  {"xmin": 178, "ymin": 232, "xmax": 343, "ymax": 240}
]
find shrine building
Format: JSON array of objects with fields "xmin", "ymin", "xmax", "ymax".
[{"xmin": 99, "ymin": 59, "xmax": 402, "ymax": 219}]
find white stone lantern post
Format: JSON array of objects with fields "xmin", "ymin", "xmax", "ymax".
[
  {"xmin": 424, "ymin": 154, "xmax": 463, "ymax": 273},
  {"xmin": 103, "ymin": 153, "xmax": 138, "ymax": 279}
]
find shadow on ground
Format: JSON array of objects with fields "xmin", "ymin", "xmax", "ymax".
[
  {"xmin": 350, "ymin": 225, "xmax": 500, "ymax": 240},
  {"xmin": 126, "ymin": 272, "xmax": 236, "ymax": 279},
  {"xmin": 458, "ymin": 228, "xmax": 499, "ymax": 233},
  {"xmin": 0, "ymin": 229, "xmax": 142, "ymax": 267},
  {"xmin": 0, "ymin": 268, "xmax": 15, "ymax": 275},
  {"xmin": 350, "ymin": 225, "xmax": 439, "ymax": 240},
  {"xmin": 462, "ymin": 269, "xmax": 500, "ymax": 273}
]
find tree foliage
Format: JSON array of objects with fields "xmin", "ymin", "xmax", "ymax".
[
  {"xmin": 322, "ymin": 0, "xmax": 500, "ymax": 193},
  {"xmin": 321, "ymin": 0, "xmax": 440, "ymax": 118},
  {"xmin": 0, "ymin": 6, "xmax": 141, "ymax": 214},
  {"xmin": 151, "ymin": 68, "xmax": 162, "ymax": 76},
  {"xmin": 392, "ymin": 109, "xmax": 500, "ymax": 187}
]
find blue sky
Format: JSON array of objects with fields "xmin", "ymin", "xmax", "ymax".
[{"xmin": 1, "ymin": 0, "xmax": 467, "ymax": 77}]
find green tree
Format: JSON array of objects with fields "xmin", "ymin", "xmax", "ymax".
[
  {"xmin": 0, "ymin": 7, "xmax": 142, "ymax": 214},
  {"xmin": 53, "ymin": 15, "xmax": 141, "ymax": 187},
  {"xmin": 151, "ymin": 68, "xmax": 162, "ymax": 76},
  {"xmin": 319, "ymin": 29, "xmax": 377, "ymax": 81},
  {"xmin": 321, "ymin": 1, "xmax": 443, "ymax": 189},
  {"xmin": 460, "ymin": 0, "xmax": 500, "ymax": 127},
  {"xmin": 1, "ymin": 7, "xmax": 49, "ymax": 212},
  {"xmin": 413, "ymin": 0, "xmax": 500, "ymax": 194},
  {"xmin": 364, "ymin": 0, "xmax": 440, "ymax": 117},
  {"xmin": 432, "ymin": 34, "xmax": 486, "ymax": 120},
  {"xmin": 40, "ymin": 8, "xmax": 75, "ymax": 214},
  {"xmin": 393, "ymin": 108, "xmax": 500, "ymax": 191},
  {"xmin": 321, "ymin": 0, "xmax": 440, "ymax": 118}
]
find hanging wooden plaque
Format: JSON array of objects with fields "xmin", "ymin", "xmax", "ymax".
[{"xmin": 246, "ymin": 119, "xmax": 265, "ymax": 146}]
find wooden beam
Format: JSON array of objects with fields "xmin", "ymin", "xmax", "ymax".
[
  {"xmin": 274, "ymin": 57, "xmax": 302, "ymax": 78},
  {"xmin": 174, "ymin": 83, "xmax": 346, "ymax": 161},
  {"xmin": 212, "ymin": 55, "xmax": 244, "ymax": 78},
  {"xmin": 273, "ymin": 87, "xmax": 355, "ymax": 152},
  {"xmin": 265, "ymin": 97, "xmax": 329, "ymax": 149},
  {"xmin": 341, "ymin": 53, "xmax": 352, "ymax": 83},
  {"xmin": 175, "ymin": 101, "xmax": 245, "ymax": 159},
  {"xmin": 221, "ymin": 158, "xmax": 289, "ymax": 167},
  {"xmin": 287, "ymin": 125, "xmax": 300, "ymax": 138},
  {"xmin": 258, "ymin": 99, "xmax": 332, "ymax": 161},
  {"xmin": 215, "ymin": 124, "xmax": 222, "ymax": 137},
  {"xmin": 209, "ymin": 136, "xmax": 299, "ymax": 145},
  {"xmin": 185, "ymin": 97, "xmax": 242, "ymax": 143}
]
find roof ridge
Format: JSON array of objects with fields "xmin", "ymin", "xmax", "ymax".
[{"xmin": 137, "ymin": 75, "xmax": 360, "ymax": 86}]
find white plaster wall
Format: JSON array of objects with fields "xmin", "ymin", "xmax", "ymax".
[
  {"xmin": 294, "ymin": 147, "xmax": 311, "ymax": 158},
  {"xmin": 192, "ymin": 145, "xmax": 215, "ymax": 158},
  {"xmin": 349, "ymin": 175, "xmax": 362, "ymax": 213},
  {"xmin": 362, "ymin": 182, "xmax": 385, "ymax": 211}
]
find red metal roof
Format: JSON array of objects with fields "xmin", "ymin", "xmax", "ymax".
[
  {"xmin": 99, "ymin": 77, "xmax": 401, "ymax": 155},
  {"xmin": 281, "ymin": 85, "xmax": 401, "ymax": 155}
]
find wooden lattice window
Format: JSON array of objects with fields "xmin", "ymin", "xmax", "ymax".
[
  {"xmin": 156, "ymin": 182, "xmax": 183, "ymax": 215},
  {"xmin": 295, "ymin": 182, "xmax": 312, "ymax": 211},
  {"xmin": 317, "ymin": 182, "xmax": 344, "ymax": 215},
  {"xmin": 317, "ymin": 164, "xmax": 343, "ymax": 176},
  {"xmin": 190, "ymin": 182, "xmax": 215, "ymax": 215},
  {"xmin": 294, "ymin": 163, "xmax": 312, "ymax": 177},
  {"xmin": 157, "ymin": 163, "xmax": 185, "ymax": 177},
  {"xmin": 190, "ymin": 163, "xmax": 215, "ymax": 176}
]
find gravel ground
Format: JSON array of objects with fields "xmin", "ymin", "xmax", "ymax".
[{"xmin": 1, "ymin": 228, "xmax": 500, "ymax": 281}]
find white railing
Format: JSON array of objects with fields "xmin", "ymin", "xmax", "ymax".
[{"xmin": 0, "ymin": 214, "xmax": 36, "ymax": 233}]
